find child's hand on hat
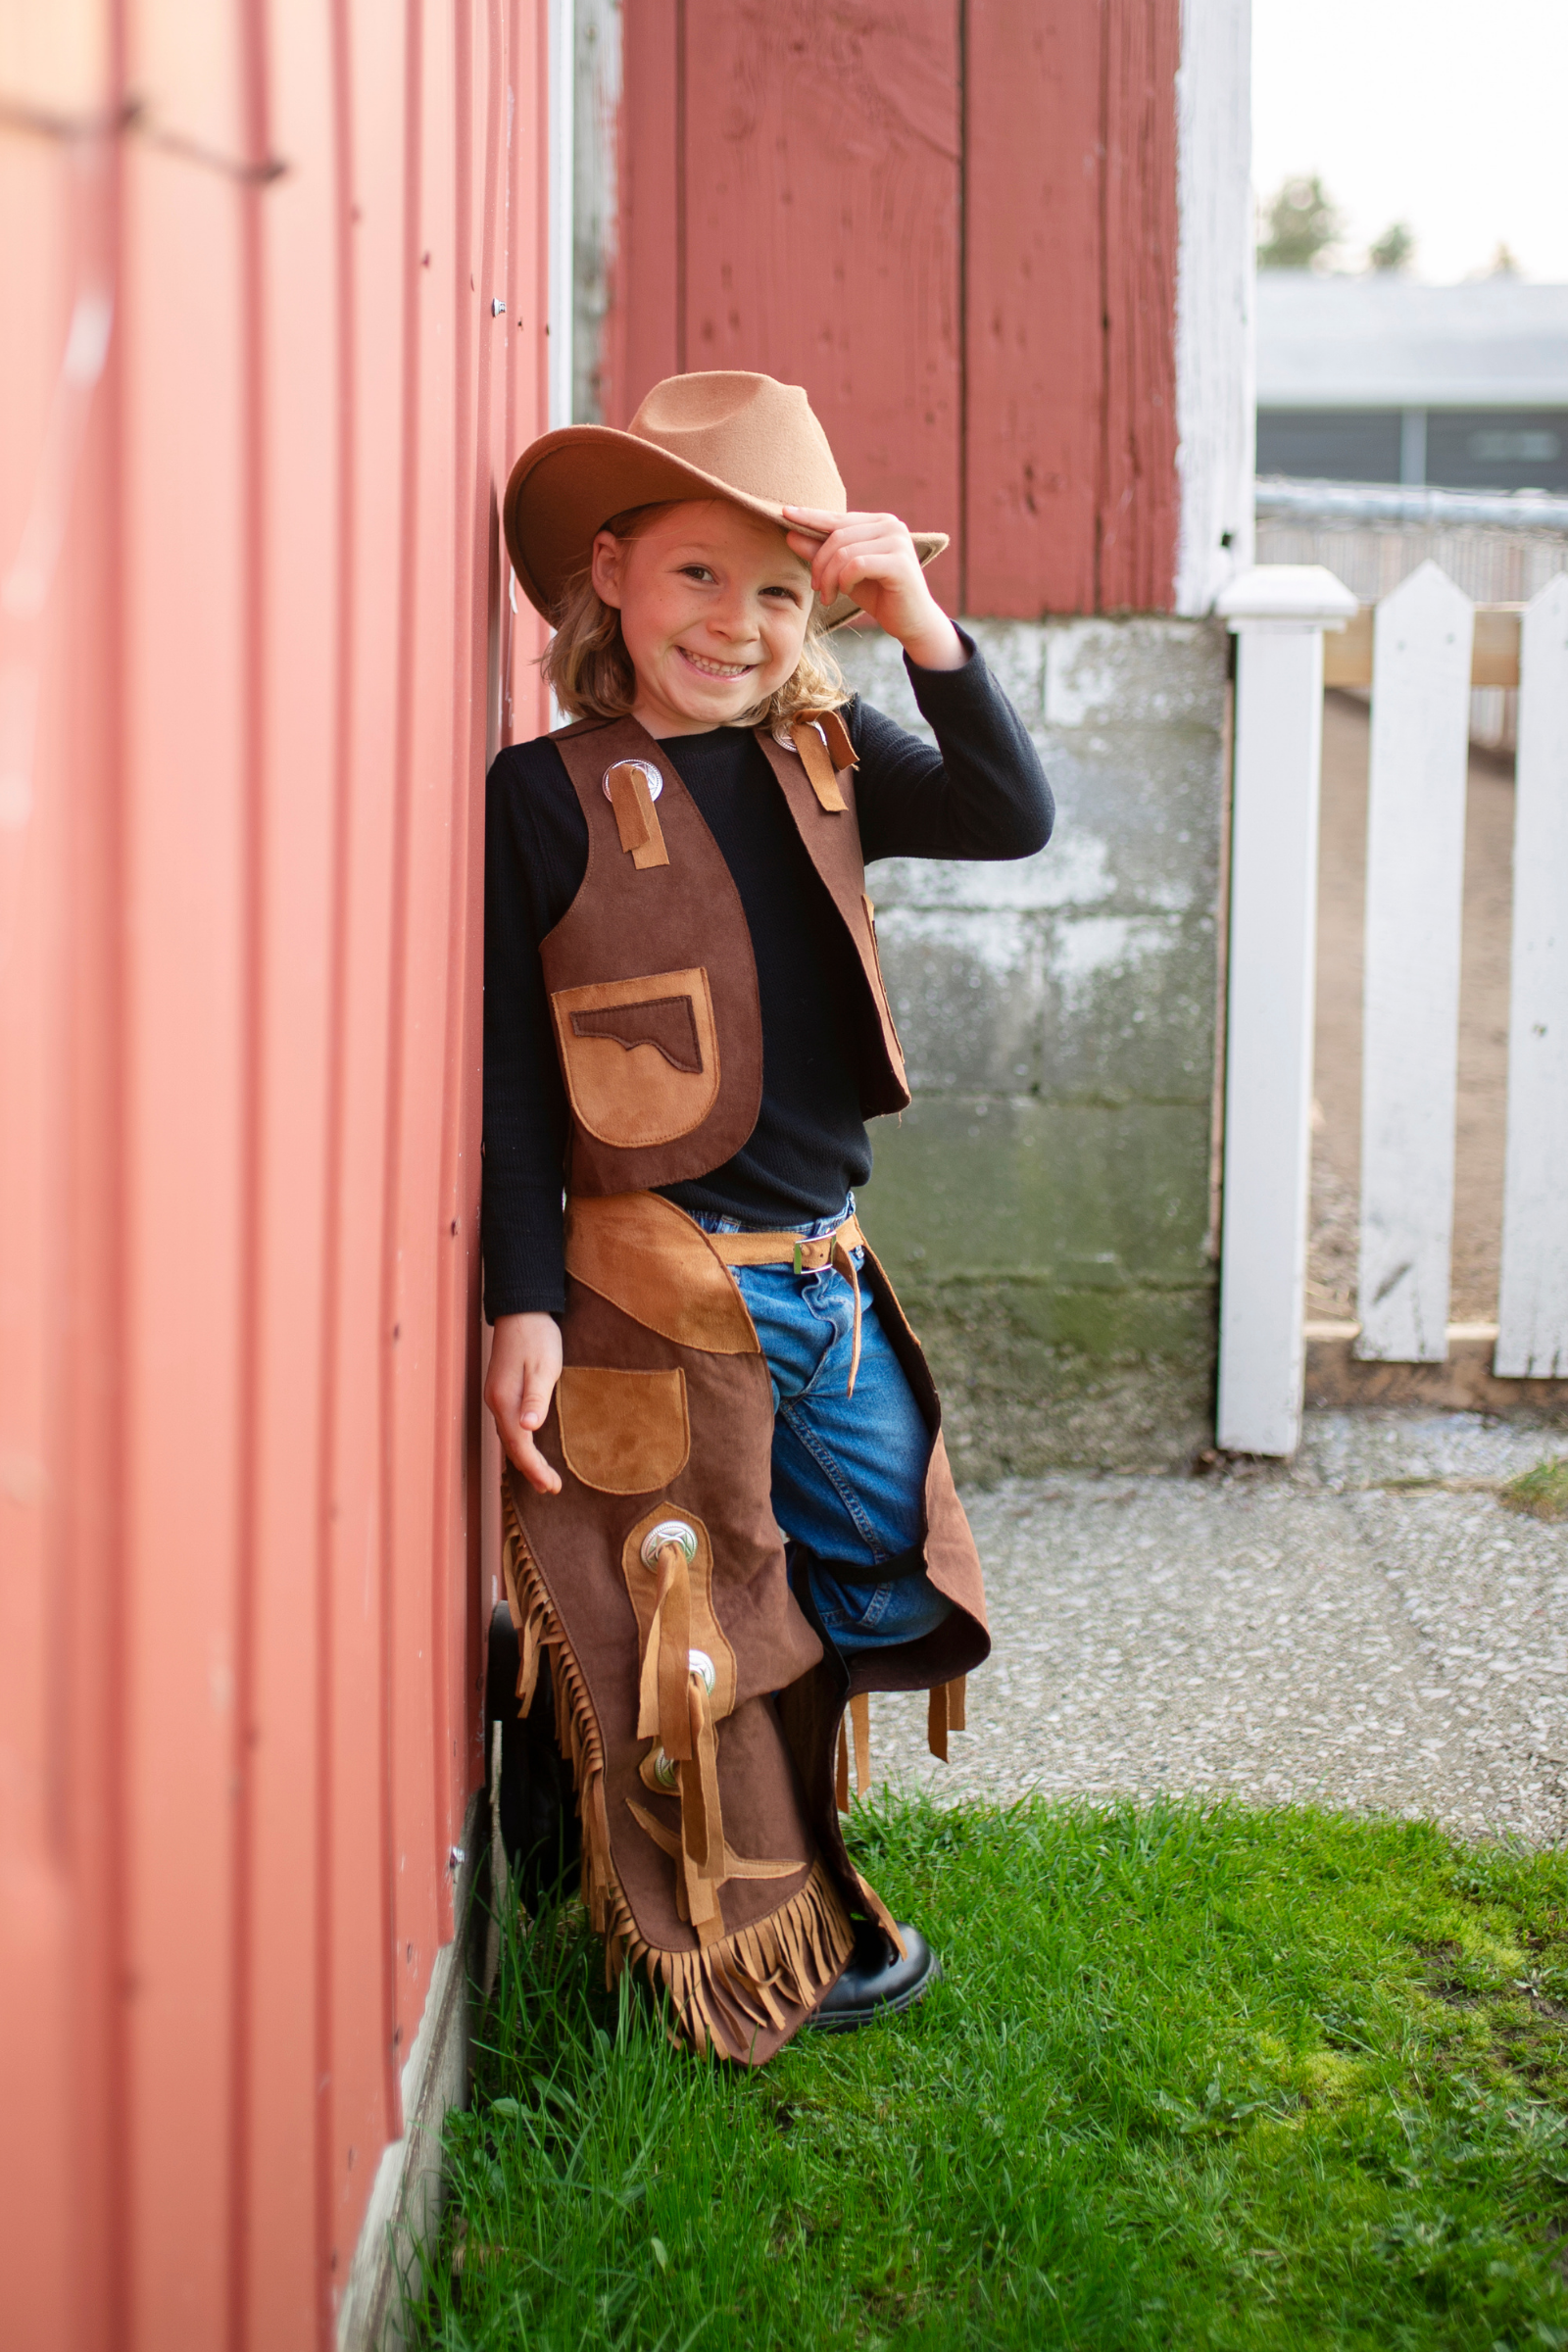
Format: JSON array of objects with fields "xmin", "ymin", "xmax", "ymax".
[{"xmin": 783, "ymin": 508, "xmax": 965, "ymax": 671}]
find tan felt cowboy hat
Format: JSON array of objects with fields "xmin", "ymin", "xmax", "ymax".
[{"xmin": 504, "ymin": 370, "xmax": 948, "ymax": 631}]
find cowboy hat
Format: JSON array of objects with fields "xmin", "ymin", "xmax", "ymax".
[{"xmin": 503, "ymin": 370, "xmax": 948, "ymax": 631}]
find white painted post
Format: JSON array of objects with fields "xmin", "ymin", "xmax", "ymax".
[
  {"xmin": 1496, "ymin": 571, "xmax": 1568, "ymax": 1376},
  {"xmin": 1215, "ymin": 564, "xmax": 1358, "ymax": 1455},
  {"xmin": 1173, "ymin": 0, "xmax": 1254, "ymax": 616},
  {"xmin": 1356, "ymin": 563, "xmax": 1475, "ymax": 1361}
]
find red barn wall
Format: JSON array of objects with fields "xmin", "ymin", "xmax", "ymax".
[
  {"xmin": 0, "ymin": 4, "xmax": 551, "ymax": 2346},
  {"xmin": 606, "ymin": 0, "xmax": 1181, "ymax": 617}
]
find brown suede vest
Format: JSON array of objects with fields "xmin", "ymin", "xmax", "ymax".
[{"xmin": 540, "ymin": 712, "xmax": 908, "ymax": 1198}]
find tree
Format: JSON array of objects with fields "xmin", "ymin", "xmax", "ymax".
[
  {"xmin": 1257, "ymin": 175, "xmax": 1344, "ymax": 271},
  {"xmin": 1369, "ymin": 221, "xmax": 1415, "ymax": 274}
]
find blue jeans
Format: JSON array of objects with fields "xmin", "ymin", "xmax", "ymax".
[{"xmin": 689, "ymin": 1202, "xmax": 954, "ymax": 1655}]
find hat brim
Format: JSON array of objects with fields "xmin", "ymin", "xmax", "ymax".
[{"xmin": 503, "ymin": 423, "xmax": 948, "ymax": 632}]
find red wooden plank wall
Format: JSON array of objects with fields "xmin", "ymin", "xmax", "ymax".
[
  {"xmin": 0, "ymin": 4, "xmax": 550, "ymax": 2347},
  {"xmin": 607, "ymin": 0, "xmax": 1180, "ymax": 617}
]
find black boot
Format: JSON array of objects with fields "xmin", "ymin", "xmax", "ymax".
[
  {"xmin": 805, "ymin": 1916, "xmax": 941, "ymax": 2032},
  {"xmin": 485, "ymin": 1602, "xmax": 580, "ymax": 1914}
]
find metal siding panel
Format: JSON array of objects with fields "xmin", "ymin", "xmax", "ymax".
[
  {"xmin": 323, "ymin": 0, "xmax": 409, "ymax": 2284},
  {"xmin": 680, "ymin": 0, "xmax": 962, "ymax": 613},
  {"xmin": 0, "ymin": 105, "xmax": 89, "ymax": 2352},
  {"xmin": 0, "ymin": 2, "xmax": 561, "ymax": 2336},
  {"xmin": 445, "ymin": 0, "xmax": 502, "ymax": 1856},
  {"xmin": 964, "ymin": 1, "xmax": 1102, "ymax": 615},
  {"xmin": 240, "ymin": 0, "xmax": 341, "ymax": 2337},
  {"xmin": 1424, "ymin": 410, "xmax": 1568, "ymax": 498},
  {"xmin": 385, "ymin": 0, "xmax": 456, "ymax": 2065},
  {"xmin": 1256, "ymin": 409, "xmax": 1406, "ymax": 486},
  {"xmin": 122, "ymin": 123, "xmax": 245, "ymax": 2352},
  {"xmin": 66, "ymin": 122, "xmax": 130, "ymax": 2352}
]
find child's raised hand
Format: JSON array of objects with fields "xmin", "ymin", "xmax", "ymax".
[
  {"xmin": 484, "ymin": 1311, "xmax": 564, "ymax": 1495},
  {"xmin": 782, "ymin": 506, "xmax": 965, "ymax": 671}
]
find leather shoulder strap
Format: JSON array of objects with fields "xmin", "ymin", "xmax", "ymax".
[{"xmin": 754, "ymin": 727, "xmax": 909, "ymax": 1115}]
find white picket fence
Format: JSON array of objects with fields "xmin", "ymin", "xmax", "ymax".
[{"xmin": 1215, "ymin": 561, "xmax": 1568, "ymax": 1455}]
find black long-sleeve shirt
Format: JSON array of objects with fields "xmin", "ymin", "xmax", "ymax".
[{"xmin": 482, "ymin": 634, "xmax": 1054, "ymax": 1318}]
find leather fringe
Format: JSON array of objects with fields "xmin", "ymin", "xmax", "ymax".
[
  {"xmin": 926, "ymin": 1674, "xmax": 966, "ymax": 1762},
  {"xmin": 501, "ymin": 1480, "xmax": 856, "ymax": 2063}
]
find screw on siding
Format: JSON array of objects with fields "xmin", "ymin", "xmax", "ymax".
[{"xmin": 492, "ymin": 297, "xmax": 506, "ymax": 316}]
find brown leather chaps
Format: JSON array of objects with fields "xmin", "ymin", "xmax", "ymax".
[{"xmin": 501, "ymin": 1189, "xmax": 988, "ymax": 2066}]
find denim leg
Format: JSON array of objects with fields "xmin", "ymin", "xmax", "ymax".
[{"xmin": 727, "ymin": 1251, "xmax": 954, "ymax": 1654}]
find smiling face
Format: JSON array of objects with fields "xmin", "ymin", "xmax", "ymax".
[{"xmin": 589, "ymin": 499, "xmax": 815, "ymax": 738}]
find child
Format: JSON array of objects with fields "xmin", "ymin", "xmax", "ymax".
[{"xmin": 484, "ymin": 371, "xmax": 1052, "ymax": 2063}]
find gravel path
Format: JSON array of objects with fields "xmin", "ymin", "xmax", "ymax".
[{"xmin": 870, "ymin": 1412, "xmax": 1568, "ymax": 1844}]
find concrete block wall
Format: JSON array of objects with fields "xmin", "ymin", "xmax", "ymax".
[{"xmin": 839, "ymin": 617, "xmax": 1231, "ymax": 1477}]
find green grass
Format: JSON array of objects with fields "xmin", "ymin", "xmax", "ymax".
[
  {"xmin": 415, "ymin": 1796, "xmax": 1568, "ymax": 2350},
  {"xmin": 1501, "ymin": 1460, "xmax": 1568, "ymax": 1523}
]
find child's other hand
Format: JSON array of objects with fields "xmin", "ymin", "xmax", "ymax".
[
  {"xmin": 484, "ymin": 1311, "xmax": 564, "ymax": 1495},
  {"xmin": 782, "ymin": 506, "xmax": 965, "ymax": 671}
]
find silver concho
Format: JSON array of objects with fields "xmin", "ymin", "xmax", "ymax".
[
  {"xmin": 640, "ymin": 1519, "xmax": 699, "ymax": 1570},
  {"xmin": 687, "ymin": 1648, "xmax": 716, "ymax": 1694}
]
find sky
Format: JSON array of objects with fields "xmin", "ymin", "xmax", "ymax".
[{"xmin": 1252, "ymin": 0, "xmax": 1568, "ymax": 283}]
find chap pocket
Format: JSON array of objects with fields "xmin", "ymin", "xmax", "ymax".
[
  {"xmin": 550, "ymin": 967, "xmax": 719, "ymax": 1148},
  {"xmin": 556, "ymin": 1366, "xmax": 691, "ymax": 1494}
]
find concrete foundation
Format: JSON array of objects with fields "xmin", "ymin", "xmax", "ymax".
[{"xmin": 839, "ymin": 614, "xmax": 1230, "ymax": 1475}]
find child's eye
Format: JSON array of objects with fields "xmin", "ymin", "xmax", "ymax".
[
  {"xmin": 679, "ymin": 564, "xmax": 716, "ymax": 583},
  {"xmin": 761, "ymin": 585, "xmax": 804, "ymax": 605}
]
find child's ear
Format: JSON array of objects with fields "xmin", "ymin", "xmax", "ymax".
[{"xmin": 590, "ymin": 529, "xmax": 624, "ymax": 609}]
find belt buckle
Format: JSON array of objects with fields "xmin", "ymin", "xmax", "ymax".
[{"xmin": 793, "ymin": 1239, "xmax": 805, "ymax": 1275}]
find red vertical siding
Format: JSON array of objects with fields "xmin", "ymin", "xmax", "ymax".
[
  {"xmin": 610, "ymin": 0, "xmax": 1182, "ymax": 617},
  {"xmin": 0, "ymin": 0, "xmax": 551, "ymax": 2343},
  {"xmin": 246, "ymin": 0, "xmax": 341, "ymax": 2333},
  {"xmin": 964, "ymin": 3, "xmax": 1103, "ymax": 614},
  {"xmin": 680, "ymin": 0, "xmax": 962, "ymax": 612},
  {"xmin": 1099, "ymin": 0, "xmax": 1180, "ymax": 612},
  {"xmin": 608, "ymin": 0, "xmax": 681, "ymax": 424}
]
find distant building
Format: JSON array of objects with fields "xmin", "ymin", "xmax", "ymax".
[{"xmin": 1257, "ymin": 274, "xmax": 1568, "ymax": 493}]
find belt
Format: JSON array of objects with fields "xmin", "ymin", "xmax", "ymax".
[{"xmin": 707, "ymin": 1215, "xmax": 865, "ymax": 1395}]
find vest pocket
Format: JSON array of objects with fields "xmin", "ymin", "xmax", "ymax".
[
  {"xmin": 556, "ymin": 1365, "xmax": 691, "ymax": 1494},
  {"xmin": 550, "ymin": 967, "xmax": 720, "ymax": 1148}
]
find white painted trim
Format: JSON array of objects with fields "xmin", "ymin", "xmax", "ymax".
[
  {"xmin": 336, "ymin": 1806, "xmax": 479, "ymax": 2352},
  {"xmin": 1216, "ymin": 575, "xmax": 1354, "ymax": 1454},
  {"xmin": 1495, "ymin": 571, "xmax": 1568, "ymax": 1376},
  {"xmin": 1174, "ymin": 0, "xmax": 1254, "ymax": 616},
  {"xmin": 1356, "ymin": 563, "xmax": 1475, "ymax": 1362},
  {"xmin": 548, "ymin": 0, "xmax": 575, "ymax": 429}
]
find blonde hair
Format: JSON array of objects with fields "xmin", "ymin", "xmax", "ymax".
[{"xmin": 541, "ymin": 502, "xmax": 850, "ymax": 728}]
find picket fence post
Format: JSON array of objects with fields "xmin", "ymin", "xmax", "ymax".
[
  {"xmin": 1496, "ymin": 571, "xmax": 1568, "ymax": 1376},
  {"xmin": 1356, "ymin": 563, "xmax": 1475, "ymax": 1361},
  {"xmin": 1214, "ymin": 564, "xmax": 1358, "ymax": 1456}
]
